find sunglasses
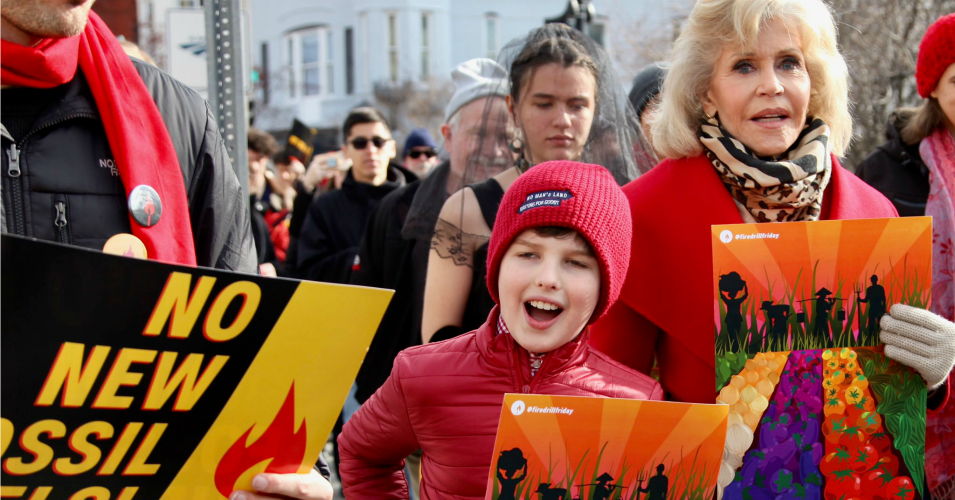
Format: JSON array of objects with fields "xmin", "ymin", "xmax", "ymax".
[
  {"xmin": 407, "ymin": 149, "xmax": 436, "ymax": 159},
  {"xmin": 349, "ymin": 136, "xmax": 391, "ymax": 150}
]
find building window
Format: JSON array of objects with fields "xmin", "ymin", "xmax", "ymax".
[
  {"xmin": 260, "ymin": 42, "xmax": 269, "ymax": 105},
  {"xmin": 421, "ymin": 12, "xmax": 431, "ymax": 79},
  {"xmin": 387, "ymin": 12, "xmax": 399, "ymax": 82},
  {"xmin": 345, "ymin": 28, "xmax": 355, "ymax": 94},
  {"xmin": 588, "ymin": 21, "xmax": 606, "ymax": 47},
  {"xmin": 302, "ymin": 32, "xmax": 320, "ymax": 96},
  {"xmin": 326, "ymin": 30, "xmax": 334, "ymax": 95},
  {"xmin": 284, "ymin": 27, "xmax": 333, "ymax": 100},
  {"xmin": 359, "ymin": 12, "xmax": 369, "ymax": 91},
  {"xmin": 286, "ymin": 37, "xmax": 295, "ymax": 99},
  {"xmin": 485, "ymin": 14, "xmax": 499, "ymax": 60}
]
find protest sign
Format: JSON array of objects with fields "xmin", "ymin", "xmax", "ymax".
[
  {"xmin": 283, "ymin": 119, "xmax": 318, "ymax": 163},
  {"xmin": 712, "ymin": 217, "xmax": 930, "ymax": 499},
  {"xmin": 0, "ymin": 235, "xmax": 392, "ymax": 499},
  {"xmin": 486, "ymin": 394, "xmax": 728, "ymax": 500}
]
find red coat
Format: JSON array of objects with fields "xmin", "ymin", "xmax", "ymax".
[
  {"xmin": 590, "ymin": 154, "xmax": 900, "ymax": 404},
  {"xmin": 339, "ymin": 307, "xmax": 664, "ymax": 499}
]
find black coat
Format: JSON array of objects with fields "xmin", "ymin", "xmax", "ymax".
[
  {"xmin": 856, "ymin": 111, "xmax": 930, "ymax": 217},
  {"xmin": 295, "ymin": 163, "xmax": 414, "ymax": 284},
  {"xmin": 350, "ymin": 161, "xmax": 450, "ymax": 403},
  {"xmin": 0, "ymin": 58, "xmax": 256, "ymax": 272}
]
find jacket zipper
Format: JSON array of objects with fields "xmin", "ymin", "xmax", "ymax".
[
  {"xmin": 6, "ymin": 143, "xmax": 24, "ymax": 235},
  {"xmin": 513, "ymin": 347, "xmax": 555, "ymax": 394},
  {"xmin": 3, "ymin": 113, "xmax": 97, "ymax": 237},
  {"xmin": 54, "ymin": 200, "xmax": 69, "ymax": 244}
]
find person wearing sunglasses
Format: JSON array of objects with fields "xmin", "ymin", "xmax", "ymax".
[
  {"xmin": 402, "ymin": 127, "xmax": 439, "ymax": 177},
  {"xmin": 296, "ymin": 107, "xmax": 415, "ymax": 285}
]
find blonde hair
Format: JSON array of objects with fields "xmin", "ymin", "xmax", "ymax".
[{"xmin": 650, "ymin": 0, "xmax": 851, "ymax": 159}]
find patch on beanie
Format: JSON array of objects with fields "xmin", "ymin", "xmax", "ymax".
[{"xmin": 518, "ymin": 190, "xmax": 573, "ymax": 214}]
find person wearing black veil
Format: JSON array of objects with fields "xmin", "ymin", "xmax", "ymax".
[{"xmin": 423, "ymin": 23, "xmax": 656, "ymax": 343}]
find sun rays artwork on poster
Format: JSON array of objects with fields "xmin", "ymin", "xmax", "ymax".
[
  {"xmin": 485, "ymin": 394, "xmax": 728, "ymax": 500},
  {"xmin": 712, "ymin": 217, "xmax": 931, "ymax": 500}
]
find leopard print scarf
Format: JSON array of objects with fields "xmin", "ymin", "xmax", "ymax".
[{"xmin": 699, "ymin": 116, "xmax": 832, "ymax": 222}]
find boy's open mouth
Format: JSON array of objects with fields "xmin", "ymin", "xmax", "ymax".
[{"xmin": 525, "ymin": 300, "xmax": 563, "ymax": 323}]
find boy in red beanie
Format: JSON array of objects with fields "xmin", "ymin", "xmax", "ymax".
[{"xmin": 338, "ymin": 161, "xmax": 663, "ymax": 499}]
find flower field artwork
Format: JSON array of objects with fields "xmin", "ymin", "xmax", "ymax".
[
  {"xmin": 486, "ymin": 394, "xmax": 728, "ymax": 500},
  {"xmin": 712, "ymin": 218, "xmax": 931, "ymax": 500}
]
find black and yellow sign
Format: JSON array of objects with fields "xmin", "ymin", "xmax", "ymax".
[
  {"xmin": 284, "ymin": 119, "xmax": 317, "ymax": 163},
  {"xmin": 0, "ymin": 235, "xmax": 392, "ymax": 499}
]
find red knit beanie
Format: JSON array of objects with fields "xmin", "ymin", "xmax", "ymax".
[
  {"xmin": 916, "ymin": 13, "xmax": 955, "ymax": 98},
  {"xmin": 486, "ymin": 161, "xmax": 632, "ymax": 324}
]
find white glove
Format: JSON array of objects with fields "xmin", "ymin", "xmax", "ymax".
[{"xmin": 880, "ymin": 304, "xmax": 955, "ymax": 390}]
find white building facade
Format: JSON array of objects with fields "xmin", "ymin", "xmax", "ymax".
[{"xmin": 250, "ymin": 0, "xmax": 690, "ymax": 135}]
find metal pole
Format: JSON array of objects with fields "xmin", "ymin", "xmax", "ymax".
[{"xmin": 205, "ymin": 0, "xmax": 249, "ymax": 198}]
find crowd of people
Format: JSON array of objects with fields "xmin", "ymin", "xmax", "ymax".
[{"xmin": 2, "ymin": 0, "xmax": 954, "ymax": 499}]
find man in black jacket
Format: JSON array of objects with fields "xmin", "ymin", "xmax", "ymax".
[
  {"xmin": 0, "ymin": 0, "xmax": 255, "ymax": 273},
  {"xmin": 296, "ymin": 107, "xmax": 415, "ymax": 284}
]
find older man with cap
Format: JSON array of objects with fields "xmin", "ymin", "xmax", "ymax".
[
  {"xmin": 402, "ymin": 127, "xmax": 439, "ymax": 177},
  {"xmin": 345, "ymin": 57, "xmax": 511, "ymax": 497}
]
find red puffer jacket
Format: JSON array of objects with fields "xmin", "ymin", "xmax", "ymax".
[{"xmin": 338, "ymin": 306, "xmax": 664, "ymax": 499}]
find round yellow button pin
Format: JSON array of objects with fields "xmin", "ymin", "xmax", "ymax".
[{"xmin": 103, "ymin": 233, "xmax": 147, "ymax": 259}]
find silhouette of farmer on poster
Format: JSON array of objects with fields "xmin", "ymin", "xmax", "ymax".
[
  {"xmin": 719, "ymin": 272, "xmax": 748, "ymax": 352},
  {"xmin": 592, "ymin": 472, "xmax": 619, "ymax": 500},
  {"xmin": 536, "ymin": 483, "xmax": 567, "ymax": 500},
  {"xmin": 761, "ymin": 300, "xmax": 790, "ymax": 349},
  {"xmin": 496, "ymin": 448, "xmax": 528, "ymax": 500},
  {"xmin": 857, "ymin": 275, "xmax": 887, "ymax": 336},
  {"xmin": 637, "ymin": 464, "xmax": 669, "ymax": 500},
  {"xmin": 813, "ymin": 287, "xmax": 836, "ymax": 345}
]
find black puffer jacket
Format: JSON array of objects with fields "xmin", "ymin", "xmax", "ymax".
[
  {"xmin": 350, "ymin": 162, "xmax": 453, "ymax": 402},
  {"xmin": 296, "ymin": 163, "xmax": 415, "ymax": 284},
  {"xmin": 0, "ymin": 58, "xmax": 256, "ymax": 273},
  {"xmin": 856, "ymin": 110, "xmax": 930, "ymax": 217}
]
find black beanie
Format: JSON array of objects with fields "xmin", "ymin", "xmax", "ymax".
[{"xmin": 628, "ymin": 63, "xmax": 667, "ymax": 121}]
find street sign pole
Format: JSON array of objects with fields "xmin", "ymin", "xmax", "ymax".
[{"xmin": 205, "ymin": 0, "xmax": 248, "ymax": 198}]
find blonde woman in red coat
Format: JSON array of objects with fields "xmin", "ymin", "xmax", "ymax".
[{"xmin": 589, "ymin": 0, "xmax": 955, "ymax": 419}]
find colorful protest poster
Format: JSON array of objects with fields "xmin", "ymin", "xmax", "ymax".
[
  {"xmin": 0, "ymin": 235, "xmax": 393, "ymax": 499},
  {"xmin": 712, "ymin": 218, "xmax": 931, "ymax": 500},
  {"xmin": 486, "ymin": 394, "xmax": 728, "ymax": 500}
]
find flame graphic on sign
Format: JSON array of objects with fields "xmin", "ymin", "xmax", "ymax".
[
  {"xmin": 124, "ymin": 246, "xmax": 135, "ymax": 257},
  {"xmin": 214, "ymin": 383, "xmax": 307, "ymax": 497}
]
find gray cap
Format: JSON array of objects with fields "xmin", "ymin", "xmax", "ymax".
[{"xmin": 444, "ymin": 58, "xmax": 508, "ymax": 123}]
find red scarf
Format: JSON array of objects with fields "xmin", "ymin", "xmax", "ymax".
[{"xmin": 1, "ymin": 12, "xmax": 197, "ymax": 266}]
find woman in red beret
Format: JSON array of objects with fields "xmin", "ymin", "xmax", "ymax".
[{"xmin": 857, "ymin": 13, "xmax": 955, "ymax": 499}]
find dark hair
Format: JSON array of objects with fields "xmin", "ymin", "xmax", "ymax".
[
  {"xmin": 271, "ymin": 151, "xmax": 291, "ymax": 166},
  {"xmin": 509, "ymin": 25, "xmax": 599, "ymax": 104},
  {"xmin": 530, "ymin": 226, "xmax": 595, "ymax": 258},
  {"xmin": 342, "ymin": 106, "xmax": 390, "ymax": 139},
  {"xmin": 247, "ymin": 128, "xmax": 278, "ymax": 156},
  {"xmin": 900, "ymin": 98, "xmax": 946, "ymax": 144}
]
